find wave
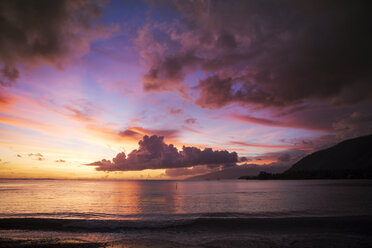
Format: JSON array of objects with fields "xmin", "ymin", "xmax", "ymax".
[
  {"xmin": 0, "ymin": 214, "xmax": 371, "ymax": 233},
  {"xmin": 0, "ymin": 209, "xmax": 361, "ymax": 220},
  {"xmin": 0, "ymin": 217, "xmax": 195, "ymax": 231}
]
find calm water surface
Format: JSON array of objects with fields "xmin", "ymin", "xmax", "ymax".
[{"xmin": 1, "ymin": 179, "xmax": 372, "ymax": 220}]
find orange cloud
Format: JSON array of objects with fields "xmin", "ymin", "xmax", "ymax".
[
  {"xmin": 0, "ymin": 114, "xmax": 63, "ymax": 136},
  {"xmin": 64, "ymin": 106, "xmax": 93, "ymax": 122}
]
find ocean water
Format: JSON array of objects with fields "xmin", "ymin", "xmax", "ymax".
[
  {"xmin": 1, "ymin": 179, "xmax": 372, "ymax": 246},
  {"xmin": 1, "ymin": 179, "xmax": 372, "ymax": 223}
]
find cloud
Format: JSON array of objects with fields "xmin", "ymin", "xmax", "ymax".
[
  {"xmin": 245, "ymin": 149, "xmax": 309, "ymax": 167},
  {"xmin": 0, "ymin": 66, "xmax": 18, "ymax": 86},
  {"xmin": 28, "ymin": 153, "xmax": 44, "ymax": 161},
  {"xmin": 279, "ymin": 134, "xmax": 338, "ymax": 151},
  {"xmin": 238, "ymin": 157, "xmax": 250, "ymax": 162},
  {"xmin": 136, "ymin": 23, "xmax": 200, "ymax": 91},
  {"xmin": 165, "ymin": 165, "xmax": 214, "ymax": 178},
  {"xmin": 232, "ymin": 114, "xmax": 282, "ymax": 127},
  {"xmin": 0, "ymin": 159, "xmax": 9, "ymax": 165},
  {"xmin": 28, "ymin": 153, "xmax": 43, "ymax": 157},
  {"xmin": 182, "ymin": 126, "xmax": 204, "ymax": 135},
  {"xmin": 167, "ymin": 107, "xmax": 183, "ymax": 115},
  {"xmin": 248, "ymin": 133, "xmax": 351, "ymax": 166},
  {"xmin": 119, "ymin": 129, "xmax": 139, "ymax": 138},
  {"xmin": 184, "ymin": 118, "xmax": 197, "ymax": 125},
  {"xmin": 277, "ymin": 153, "xmax": 291, "ymax": 162},
  {"xmin": 232, "ymin": 114, "xmax": 330, "ymax": 132},
  {"xmin": 232, "ymin": 133, "xmax": 346, "ymax": 166},
  {"xmin": 229, "ymin": 141, "xmax": 309, "ymax": 150},
  {"xmin": 332, "ymin": 112, "xmax": 372, "ymax": 139},
  {"xmin": 55, "ymin": 159, "xmax": 66, "ymax": 163},
  {"xmin": 86, "ymin": 135, "xmax": 238, "ymax": 171},
  {"xmin": 0, "ymin": 0, "xmax": 114, "ymax": 85},
  {"xmin": 137, "ymin": 1, "xmax": 372, "ymax": 108},
  {"xmin": 16, "ymin": 154, "xmax": 21, "ymax": 157},
  {"xmin": 119, "ymin": 127, "xmax": 180, "ymax": 139},
  {"xmin": 62, "ymin": 99, "xmax": 106, "ymax": 123},
  {"xmin": 186, "ymin": 163, "xmax": 290, "ymax": 180},
  {"xmin": 0, "ymin": 91, "xmax": 14, "ymax": 106},
  {"xmin": 64, "ymin": 106, "xmax": 93, "ymax": 122}
]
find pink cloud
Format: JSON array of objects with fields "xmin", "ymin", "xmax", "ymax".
[
  {"xmin": 87, "ymin": 135, "xmax": 238, "ymax": 171},
  {"xmin": 231, "ymin": 114, "xmax": 331, "ymax": 132},
  {"xmin": 120, "ymin": 126, "xmax": 180, "ymax": 140},
  {"xmin": 230, "ymin": 141, "xmax": 311, "ymax": 150}
]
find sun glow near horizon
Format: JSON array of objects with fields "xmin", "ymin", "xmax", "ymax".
[{"xmin": 0, "ymin": 0, "xmax": 371, "ymax": 179}]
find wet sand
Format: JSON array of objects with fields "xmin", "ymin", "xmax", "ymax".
[{"xmin": 1, "ymin": 216, "xmax": 372, "ymax": 247}]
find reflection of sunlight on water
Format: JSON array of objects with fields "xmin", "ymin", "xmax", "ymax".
[{"xmin": 1, "ymin": 179, "xmax": 372, "ymax": 220}]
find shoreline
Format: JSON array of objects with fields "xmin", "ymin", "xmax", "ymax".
[
  {"xmin": 1, "ymin": 216, "xmax": 372, "ymax": 248},
  {"xmin": 0, "ymin": 215, "xmax": 372, "ymax": 232}
]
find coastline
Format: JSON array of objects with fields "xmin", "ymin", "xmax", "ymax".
[{"xmin": 1, "ymin": 215, "xmax": 372, "ymax": 248}]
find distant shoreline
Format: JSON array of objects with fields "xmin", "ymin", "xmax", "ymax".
[{"xmin": 239, "ymin": 170, "xmax": 372, "ymax": 180}]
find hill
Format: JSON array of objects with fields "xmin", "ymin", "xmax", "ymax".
[
  {"xmin": 187, "ymin": 164, "xmax": 289, "ymax": 180},
  {"xmin": 240, "ymin": 134, "xmax": 372, "ymax": 180},
  {"xmin": 287, "ymin": 134, "xmax": 372, "ymax": 172}
]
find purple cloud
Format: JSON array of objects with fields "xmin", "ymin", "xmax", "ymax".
[
  {"xmin": 137, "ymin": 1, "xmax": 372, "ymax": 108},
  {"xmin": 119, "ymin": 127, "xmax": 180, "ymax": 140},
  {"xmin": 184, "ymin": 118, "xmax": 197, "ymax": 125},
  {"xmin": 0, "ymin": 0, "xmax": 111, "ymax": 85},
  {"xmin": 87, "ymin": 135, "xmax": 238, "ymax": 171},
  {"xmin": 168, "ymin": 107, "xmax": 183, "ymax": 115}
]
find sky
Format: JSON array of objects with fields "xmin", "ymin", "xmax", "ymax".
[{"xmin": 0, "ymin": 0, "xmax": 371, "ymax": 179}]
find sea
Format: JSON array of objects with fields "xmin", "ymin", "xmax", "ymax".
[{"xmin": 1, "ymin": 179, "xmax": 372, "ymax": 247}]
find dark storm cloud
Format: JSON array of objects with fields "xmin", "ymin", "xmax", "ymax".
[
  {"xmin": 86, "ymin": 135, "xmax": 238, "ymax": 171},
  {"xmin": 0, "ymin": 0, "xmax": 109, "ymax": 85},
  {"xmin": 276, "ymin": 105, "xmax": 372, "ymax": 138},
  {"xmin": 0, "ymin": 66, "xmax": 19, "ymax": 85},
  {"xmin": 138, "ymin": 0, "xmax": 372, "ymax": 107},
  {"xmin": 332, "ymin": 112, "xmax": 372, "ymax": 139}
]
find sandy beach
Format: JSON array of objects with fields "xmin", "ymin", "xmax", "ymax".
[{"xmin": 1, "ymin": 216, "xmax": 372, "ymax": 248}]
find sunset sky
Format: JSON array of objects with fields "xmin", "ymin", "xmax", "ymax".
[{"xmin": 0, "ymin": 0, "xmax": 371, "ymax": 179}]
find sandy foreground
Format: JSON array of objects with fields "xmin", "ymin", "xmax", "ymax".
[{"xmin": 0, "ymin": 216, "xmax": 371, "ymax": 247}]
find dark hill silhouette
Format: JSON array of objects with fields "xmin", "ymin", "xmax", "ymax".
[
  {"xmin": 287, "ymin": 134, "xmax": 372, "ymax": 172},
  {"xmin": 187, "ymin": 164, "xmax": 289, "ymax": 180},
  {"xmin": 240, "ymin": 134, "xmax": 372, "ymax": 180}
]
